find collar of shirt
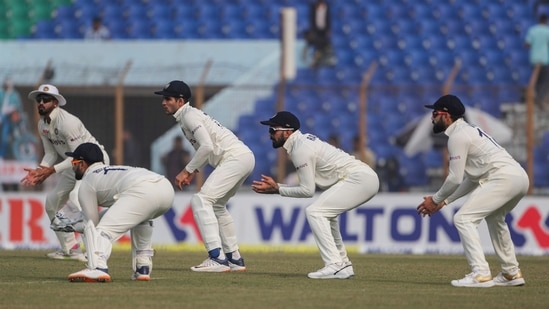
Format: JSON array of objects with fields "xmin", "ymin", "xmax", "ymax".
[
  {"xmin": 283, "ymin": 129, "xmax": 302, "ymax": 154},
  {"xmin": 172, "ymin": 103, "xmax": 187, "ymax": 120},
  {"xmin": 444, "ymin": 117, "xmax": 464, "ymax": 137},
  {"xmin": 43, "ymin": 107, "xmax": 60, "ymax": 125}
]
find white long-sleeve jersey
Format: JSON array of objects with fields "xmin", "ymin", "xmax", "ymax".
[
  {"xmin": 78, "ymin": 162, "xmax": 166, "ymax": 223},
  {"xmin": 38, "ymin": 107, "xmax": 106, "ymax": 173},
  {"xmin": 279, "ymin": 130, "xmax": 377, "ymax": 198},
  {"xmin": 433, "ymin": 118, "xmax": 525, "ymax": 204},
  {"xmin": 172, "ymin": 103, "xmax": 251, "ymax": 172}
]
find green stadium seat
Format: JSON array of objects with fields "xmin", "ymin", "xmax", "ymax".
[
  {"xmin": 29, "ymin": 2, "xmax": 54, "ymax": 22},
  {"xmin": 5, "ymin": 2, "xmax": 29, "ymax": 20},
  {"xmin": 8, "ymin": 19, "xmax": 33, "ymax": 38}
]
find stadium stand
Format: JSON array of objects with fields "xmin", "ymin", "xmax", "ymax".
[{"xmin": 0, "ymin": 0, "xmax": 543, "ymax": 190}]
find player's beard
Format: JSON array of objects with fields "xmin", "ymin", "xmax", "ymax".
[
  {"xmin": 271, "ymin": 135, "xmax": 285, "ymax": 148},
  {"xmin": 75, "ymin": 168, "xmax": 84, "ymax": 180},
  {"xmin": 432, "ymin": 119, "xmax": 446, "ymax": 134},
  {"xmin": 38, "ymin": 104, "xmax": 55, "ymax": 116}
]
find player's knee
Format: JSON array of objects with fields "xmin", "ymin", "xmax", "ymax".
[{"xmin": 305, "ymin": 206, "xmax": 322, "ymax": 219}]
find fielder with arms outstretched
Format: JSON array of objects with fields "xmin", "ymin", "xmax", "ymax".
[
  {"xmin": 154, "ymin": 80, "xmax": 254, "ymax": 272},
  {"xmin": 21, "ymin": 84, "xmax": 109, "ymax": 261},
  {"xmin": 416, "ymin": 95, "xmax": 528, "ymax": 288},
  {"xmin": 252, "ymin": 111, "xmax": 379, "ymax": 279},
  {"xmin": 64, "ymin": 142, "xmax": 174, "ymax": 282}
]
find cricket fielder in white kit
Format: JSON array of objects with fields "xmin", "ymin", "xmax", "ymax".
[
  {"xmin": 252, "ymin": 111, "xmax": 379, "ymax": 279},
  {"xmin": 417, "ymin": 95, "xmax": 528, "ymax": 288},
  {"xmin": 21, "ymin": 84, "xmax": 109, "ymax": 262},
  {"xmin": 154, "ymin": 80, "xmax": 255, "ymax": 272},
  {"xmin": 64, "ymin": 142, "xmax": 174, "ymax": 282}
]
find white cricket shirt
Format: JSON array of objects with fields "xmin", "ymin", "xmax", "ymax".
[
  {"xmin": 279, "ymin": 130, "xmax": 377, "ymax": 198},
  {"xmin": 172, "ymin": 103, "xmax": 251, "ymax": 172},
  {"xmin": 433, "ymin": 118, "xmax": 524, "ymax": 204},
  {"xmin": 37, "ymin": 107, "xmax": 106, "ymax": 173}
]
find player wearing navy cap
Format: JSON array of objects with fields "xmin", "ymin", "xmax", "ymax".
[
  {"xmin": 417, "ymin": 94, "xmax": 528, "ymax": 287},
  {"xmin": 154, "ymin": 80, "xmax": 255, "ymax": 272},
  {"xmin": 253, "ymin": 111, "xmax": 379, "ymax": 279},
  {"xmin": 64, "ymin": 142, "xmax": 174, "ymax": 282}
]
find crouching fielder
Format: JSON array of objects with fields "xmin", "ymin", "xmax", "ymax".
[
  {"xmin": 252, "ymin": 111, "xmax": 379, "ymax": 279},
  {"xmin": 64, "ymin": 143, "xmax": 174, "ymax": 282}
]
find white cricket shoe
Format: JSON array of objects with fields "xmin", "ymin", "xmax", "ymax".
[
  {"xmin": 493, "ymin": 271, "xmax": 525, "ymax": 287},
  {"xmin": 190, "ymin": 257, "xmax": 231, "ymax": 273},
  {"xmin": 131, "ymin": 266, "xmax": 151, "ymax": 281},
  {"xmin": 68, "ymin": 268, "xmax": 111, "ymax": 283},
  {"xmin": 46, "ymin": 248, "xmax": 87, "ymax": 262},
  {"xmin": 344, "ymin": 261, "xmax": 354, "ymax": 277},
  {"xmin": 307, "ymin": 263, "xmax": 353, "ymax": 279},
  {"xmin": 451, "ymin": 271, "xmax": 494, "ymax": 287}
]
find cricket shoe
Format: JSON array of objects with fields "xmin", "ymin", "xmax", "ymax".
[
  {"xmin": 451, "ymin": 271, "xmax": 494, "ymax": 287},
  {"xmin": 307, "ymin": 262, "xmax": 353, "ymax": 279},
  {"xmin": 46, "ymin": 248, "xmax": 87, "ymax": 262},
  {"xmin": 190, "ymin": 257, "xmax": 230, "ymax": 272},
  {"xmin": 131, "ymin": 265, "xmax": 151, "ymax": 281},
  {"xmin": 68, "ymin": 268, "xmax": 111, "ymax": 283},
  {"xmin": 493, "ymin": 271, "xmax": 525, "ymax": 287},
  {"xmin": 344, "ymin": 261, "xmax": 354, "ymax": 277},
  {"xmin": 228, "ymin": 257, "xmax": 246, "ymax": 272}
]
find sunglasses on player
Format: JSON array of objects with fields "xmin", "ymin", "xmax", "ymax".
[
  {"xmin": 35, "ymin": 94, "xmax": 55, "ymax": 104},
  {"xmin": 269, "ymin": 127, "xmax": 294, "ymax": 135},
  {"xmin": 432, "ymin": 110, "xmax": 449, "ymax": 117}
]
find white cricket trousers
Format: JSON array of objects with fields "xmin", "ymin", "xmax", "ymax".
[
  {"xmin": 191, "ymin": 151, "xmax": 255, "ymax": 254},
  {"xmin": 453, "ymin": 165, "xmax": 529, "ymax": 274},
  {"xmin": 305, "ymin": 168, "xmax": 379, "ymax": 265},
  {"xmin": 96, "ymin": 177, "xmax": 174, "ymax": 240}
]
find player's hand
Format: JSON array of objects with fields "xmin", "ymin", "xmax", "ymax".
[
  {"xmin": 175, "ymin": 169, "xmax": 196, "ymax": 190},
  {"xmin": 20, "ymin": 166, "xmax": 51, "ymax": 186},
  {"xmin": 252, "ymin": 175, "xmax": 279, "ymax": 194},
  {"xmin": 417, "ymin": 196, "xmax": 445, "ymax": 217}
]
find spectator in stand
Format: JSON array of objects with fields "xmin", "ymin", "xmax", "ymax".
[
  {"xmin": 525, "ymin": 14, "xmax": 549, "ymax": 110},
  {"xmin": 161, "ymin": 135, "xmax": 191, "ymax": 190},
  {"xmin": 303, "ymin": 0, "xmax": 335, "ymax": 68},
  {"xmin": 0, "ymin": 77, "xmax": 23, "ymax": 159},
  {"xmin": 84, "ymin": 17, "xmax": 111, "ymax": 40},
  {"xmin": 351, "ymin": 135, "xmax": 376, "ymax": 170}
]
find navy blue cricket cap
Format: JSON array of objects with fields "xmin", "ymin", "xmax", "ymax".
[
  {"xmin": 154, "ymin": 80, "xmax": 192, "ymax": 101},
  {"xmin": 65, "ymin": 142, "xmax": 104, "ymax": 163},
  {"xmin": 260, "ymin": 111, "xmax": 300, "ymax": 130},
  {"xmin": 424, "ymin": 94, "xmax": 466, "ymax": 117}
]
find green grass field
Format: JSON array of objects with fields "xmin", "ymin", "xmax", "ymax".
[{"xmin": 0, "ymin": 248, "xmax": 547, "ymax": 309}]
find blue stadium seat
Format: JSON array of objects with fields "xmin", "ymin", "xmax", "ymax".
[
  {"xmin": 104, "ymin": 19, "xmax": 128, "ymax": 39},
  {"xmin": 458, "ymin": 3, "xmax": 485, "ymax": 21},
  {"xmin": 74, "ymin": 3, "xmax": 100, "ymax": 22},
  {"xmin": 221, "ymin": 19, "xmax": 248, "ymax": 38},
  {"xmin": 102, "ymin": 4, "xmax": 125, "ymax": 21},
  {"xmin": 423, "ymin": 149, "xmax": 443, "ymax": 169},
  {"xmin": 55, "ymin": 20, "xmax": 84, "ymax": 39},
  {"xmin": 220, "ymin": 4, "xmax": 243, "ymax": 20},
  {"xmin": 434, "ymin": 4, "xmax": 459, "ymax": 21},
  {"xmin": 124, "ymin": 3, "xmax": 150, "ymax": 20},
  {"xmin": 195, "ymin": 3, "xmax": 219, "ymax": 20},
  {"xmin": 53, "ymin": 5, "xmax": 75, "ymax": 20},
  {"xmin": 33, "ymin": 20, "xmax": 57, "ymax": 39},
  {"xmin": 247, "ymin": 21, "xmax": 273, "ymax": 39},
  {"xmin": 153, "ymin": 19, "xmax": 176, "ymax": 39},
  {"xmin": 197, "ymin": 20, "xmax": 223, "ymax": 39},
  {"xmin": 464, "ymin": 19, "xmax": 492, "ymax": 36},
  {"xmin": 483, "ymin": 3, "xmax": 509, "ymax": 20},
  {"xmin": 148, "ymin": 3, "xmax": 173, "ymax": 20}
]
